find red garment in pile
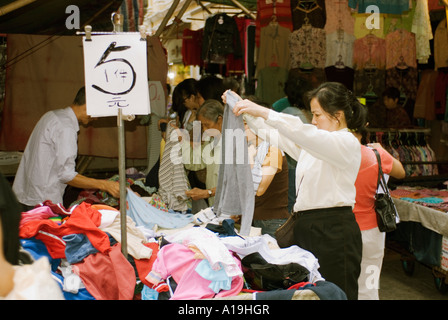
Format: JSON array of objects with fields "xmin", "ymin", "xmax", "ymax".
[
  {"xmin": 73, "ymin": 243, "xmax": 136, "ymax": 300},
  {"xmin": 19, "ymin": 202, "xmax": 111, "ymax": 259},
  {"xmin": 133, "ymin": 242, "xmax": 160, "ymax": 288}
]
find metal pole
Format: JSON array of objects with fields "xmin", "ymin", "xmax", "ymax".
[
  {"xmin": 228, "ymin": 0, "xmax": 256, "ymax": 20},
  {"xmin": 161, "ymin": 0, "xmax": 194, "ymax": 42},
  {"xmin": 0, "ymin": 0, "xmax": 36, "ymax": 16},
  {"xmin": 154, "ymin": 0, "xmax": 181, "ymax": 37},
  {"xmin": 110, "ymin": 13, "xmax": 128, "ymax": 258},
  {"xmin": 118, "ymin": 108, "xmax": 128, "ymax": 258}
]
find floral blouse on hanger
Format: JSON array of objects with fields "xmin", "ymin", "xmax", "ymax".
[
  {"xmin": 324, "ymin": 0, "xmax": 355, "ymax": 35},
  {"xmin": 289, "ymin": 26, "xmax": 326, "ymax": 69},
  {"xmin": 385, "ymin": 29, "xmax": 417, "ymax": 69},
  {"xmin": 353, "ymin": 34, "xmax": 386, "ymax": 70}
]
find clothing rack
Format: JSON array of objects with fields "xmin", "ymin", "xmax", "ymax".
[
  {"xmin": 366, "ymin": 128, "xmax": 439, "ymax": 178},
  {"xmin": 366, "ymin": 128, "xmax": 448, "ymax": 189}
]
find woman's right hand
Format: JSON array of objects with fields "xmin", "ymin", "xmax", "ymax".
[
  {"xmin": 221, "ymin": 89, "xmax": 243, "ymax": 106},
  {"xmin": 222, "ymin": 89, "xmax": 270, "ymax": 119},
  {"xmin": 233, "ymin": 99, "xmax": 270, "ymax": 119}
]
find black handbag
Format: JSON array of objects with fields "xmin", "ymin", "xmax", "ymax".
[
  {"xmin": 274, "ymin": 213, "xmax": 296, "ymax": 248},
  {"xmin": 241, "ymin": 252, "xmax": 309, "ymax": 290},
  {"xmin": 372, "ymin": 149, "xmax": 398, "ymax": 232}
]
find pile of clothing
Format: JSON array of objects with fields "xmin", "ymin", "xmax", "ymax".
[{"xmin": 18, "ymin": 189, "xmax": 346, "ymax": 300}]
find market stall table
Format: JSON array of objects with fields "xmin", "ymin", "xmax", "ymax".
[{"xmin": 391, "ymin": 187, "xmax": 448, "ymax": 294}]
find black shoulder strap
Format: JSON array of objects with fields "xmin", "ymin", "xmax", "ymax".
[{"xmin": 372, "ymin": 148, "xmax": 390, "ymax": 195}]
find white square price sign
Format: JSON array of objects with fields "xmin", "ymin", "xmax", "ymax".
[{"xmin": 83, "ymin": 33, "xmax": 150, "ymax": 117}]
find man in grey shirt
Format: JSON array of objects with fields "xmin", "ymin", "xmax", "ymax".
[{"xmin": 13, "ymin": 87, "xmax": 120, "ymax": 210}]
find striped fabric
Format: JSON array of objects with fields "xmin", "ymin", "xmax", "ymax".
[
  {"xmin": 119, "ymin": 0, "xmax": 145, "ymax": 32},
  {"xmin": 158, "ymin": 120, "xmax": 191, "ymax": 212},
  {"xmin": 252, "ymin": 141, "xmax": 270, "ymax": 193}
]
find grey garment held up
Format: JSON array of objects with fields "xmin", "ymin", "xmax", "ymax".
[{"xmin": 213, "ymin": 91, "xmax": 254, "ymax": 236}]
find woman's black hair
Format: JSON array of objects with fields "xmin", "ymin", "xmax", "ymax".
[
  {"xmin": 171, "ymin": 78, "xmax": 199, "ymax": 127},
  {"xmin": 306, "ymin": 82, "xmax": 367, "ymax": 132},
  {"xmin": 197, "ymin": 76, "xmax": 225, "ymax": 101},
  {"xmin": 0, "ymin": 173, "xmax": 22, "ymax": 265}
]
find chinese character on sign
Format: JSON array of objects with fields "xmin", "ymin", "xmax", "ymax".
[
  {"xmin": 92, "ymin": 42, "xmax": 136, "ymax": 96},
  {"xmin": 106, "ymin": 96, "xmax": 129, "ymax": 108},
  {"xmin": 83, "ymin": 34, "xmax": 150, "ymax": 117}
]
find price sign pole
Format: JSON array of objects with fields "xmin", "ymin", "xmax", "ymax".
[{"xmin": 78, "ymin": 18, "xmax": 150, "ymax": 257}]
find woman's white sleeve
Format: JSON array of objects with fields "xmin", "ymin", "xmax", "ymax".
[
  {"xmin": 243, "ymin": 113, "xmax": 302, "ymax": 161},
  {"xmin": 265, "ymin": 110, "xmax": 359, "ymax": 169}
]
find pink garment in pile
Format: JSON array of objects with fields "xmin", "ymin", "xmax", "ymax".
[{"xmin": 145, "ymin": 243, "xmax": 243, "ymax": 300}]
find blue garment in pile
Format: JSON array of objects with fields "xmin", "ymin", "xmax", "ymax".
[{"xmin": 126, "ymin": 189, "xmax": 193, "ymax": 229}]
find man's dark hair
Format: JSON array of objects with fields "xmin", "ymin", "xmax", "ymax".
[
  {"xmin": 382, "ymin": 87, "xmax": 400, "ymax": 101},
  {"xmin": 73, "ymin": 86, "xmax": 86, "ymax": 106}
]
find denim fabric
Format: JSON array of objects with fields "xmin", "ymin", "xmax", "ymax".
[
  {"xmin": 214, "ymin": 91, "xmax": 254, "ymax": 236},
  {"xmin": 252, "ymin": 218, "xmax": 287, "ymax": 238},
  {"xmin": 63, "ymin": 233, "xmax": 99, "ymax": 264}
]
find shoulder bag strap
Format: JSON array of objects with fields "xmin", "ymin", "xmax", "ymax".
[{"xmin": 372, "ymin": 148, "xmax": 391, "ymax": 196}]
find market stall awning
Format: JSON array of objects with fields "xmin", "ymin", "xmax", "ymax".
[
  {"xmin": 0, "ymin": 0, "xmax": 123, "ymax": 35},
  {"xmin": 206, "ymin": 0, "xmax": 256, "ymax": 10}
]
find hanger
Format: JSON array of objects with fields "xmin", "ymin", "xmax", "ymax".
[
  {"xmin": 335, "ymin": 55, "xmax": 345, "ymax": 69},
  {"xmin": 396, "ymin": 55, "xmax": 408, "ymax": 70},
  {"xmin": 295, "ymin": 0, "xmax": 321, "ymax": 13},
  {"xmin": 386, "ymin": 131, "xmax": 393, "ymax": 148},
  {"xmin": 417, "ymin": 132, "xmax": 426, "ymax": 146},
  {"xmin": 270, "ymin": 0, "xmax": 278, "ymax": 26},
  {"xmin": 334, "ymin": 25, "xmax": 345, "ymax": 69},
  {"xmin": 363, "ymin": 82, "xmax": 377, "ymax": 101},
  {"xmin": 301, "ymin": 15, "xmax": 312, "ymax": 31},
  {"xmin": 376, "ymin": 131, "xmax": 384, "ymax": 145}
]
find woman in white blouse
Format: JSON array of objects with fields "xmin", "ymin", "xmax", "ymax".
[{"xmin": 228, "ymin": 82, "xmax": 367, "ymax": 300}]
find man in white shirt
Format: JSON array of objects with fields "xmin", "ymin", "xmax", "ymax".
[{"xmin": 13, "ymin": 87, "xmax": 120, "ymax": 210}]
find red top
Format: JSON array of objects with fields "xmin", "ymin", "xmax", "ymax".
[{"xmin": 354, "ymin": 146, "xmax": 394, "ymax": 231}]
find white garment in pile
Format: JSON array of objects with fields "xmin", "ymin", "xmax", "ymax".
[
  {"xmin": 220, "ymin": 234, "xmax": 324, "ymax": 283},
  {"xmin": 165, "ymin": 227, "xmax": 243, "ymax": 278}
]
